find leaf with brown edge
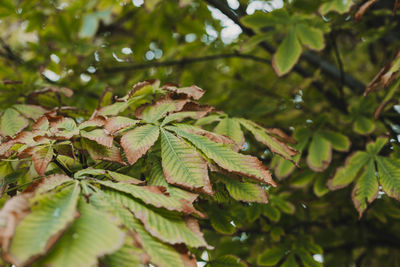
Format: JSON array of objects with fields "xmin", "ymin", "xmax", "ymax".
[
  {"xmin": 136, "ymin": 96, "xmax": 188, "ymax": 123},
  {"xmin": 365, "ymin": 50, "xmax": 400, "ymax": 95},
  {"xmin": 306, "ymin": 133, "xmax": 332, "ymax": 172},
  {"xmin": 161, "ymin": 128, "xmax": 213, "ymax": 196},
  {"xmin": 104, "ymin": 116, "xmax": 139, "ymax": 135},
  {"xmin": 78, "ymin": 116, "xmax": 106, "ymax": 130},
  {"xmin": 354, "ymin": 0, "xmax": 377, "ymax": 21},
  {"xmin": 6, "ymin": 183, "xmax": 80, "ymax": 266},
  {"xmin": 96, "ymin": 180, "xmax": 203, "ymax": 216},
  {"xmin": 216, "ymin": 174, "xmax": 268, "ymax": 203},
  {"xmin": 121, "ymin": 124, "xmax": 160, "ymax": 165},
  {"xmin": 148, "ymin": 159, "xmax": 199, "ymax": 204},
  {"xmin": 12, "ymin": 104, "xmax": 48, "ymax": 120},
  {"xmin": 80, "ymin": 129, "xmax": 113, "ymax": 148},
  {"xmin": 266, "ymin": 128, "xmax": 296, "ymax": 144},
  {"xmin": 82, "ymin": 138, "xmax": 124, "ymax": 164},
  {"xmin": 215, "ymin": 117, "xmax": 245, "ymax": 147},
  {"xmin": 167, "ymin": 126, "xmax": 276, "ymax": 186},
  {"xmin": 32, "ymin": 116, "xmax": 49, "ymax": 131},
  {"xmin": 0, "ymin": 192, "xmax": 32, "ymax": 252},
  {"xmin": 0, "ymin": 108, "xmax": 29, "ymax": 137},
  {"xmin": 327, "ymin": 151, "xmax": 370, "ymax": 190},
  {"xmin": 162, "ymin": 85, "xmax": 205, "ymax": 100},
  {"xmin": 31, "ymin": 145, "xmax": 54, "ymax": 176},
  {"xmin": 351, "ymin": 159, "xmax": 379, "ymax": 218},
  {"xmin": 239, "ymin": 119, "xmax": 298, "ymax": 164},
  {"xmin": 104, "ymin": 189, "xmax": 210, "ymax": 248}
]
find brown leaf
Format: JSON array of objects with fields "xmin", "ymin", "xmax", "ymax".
[
  {"xmin": 394, "ymin": 0, "xmax": 400, "ymax": 15},
  {"xmin": 184, "ymin": 217, "xmax": 213, "ymax": 249},
  {"xmin": 80, "ymin": 129, "xmax": 113, "ymax": 148},
  {"xmin": 163, "ymin": 85, "xmax": 205, "ymax": 100},
  {"xmin": 365, "ymin": 49, "xmax": 400, "ymax": 95},
  {"xmin": 128, "ymin": 79, "xmax": 159, "ymax": 99},
  {"xmin": 0, "ymin": 193, "xmax": 33, "ymax": 252},
  {"xmin": 355, "ymin": 0, "xmax": 377, "ymax": 22},
  {"xmin": 78, "ymin": 116, "xmax": 106, "ymax": 129},
  {"xmin": 32, "ymin": 146, "xmax": 54, "ymax": 176},
  {"xmin": 32, "ymin": 116, "xmax": 49, "ymax": 131},
  {"xmin": 266, "ymin": 128, "xmax": 296, "ymax": 144},
  {"xmin": 104, "ymin": 116, "xmax": 138, "ymax": 135}
]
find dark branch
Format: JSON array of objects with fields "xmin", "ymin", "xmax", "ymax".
[
  {"xmin": 101, "ymin": 53, "xmax": 270, "ymax": 73},
  {"xmin": 52, "ymin": 156, "xmax": 72, "ymax": 177}
]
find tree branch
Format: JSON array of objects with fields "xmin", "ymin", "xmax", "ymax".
[
  {"xmin": 203, "ymin": 0, "xmax": 365, "ymax": 93},
  {"xmin": 52, "ymin": 156, "xmax": 72, "ymax": 177},
  {"xmin": 101, "ymin": 53, "xmax": 270, "ymax": 73}
]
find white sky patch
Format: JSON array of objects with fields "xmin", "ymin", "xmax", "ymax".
[
  {"xmin": 185, "ymin": 33, "xmax": 197, "ymax": 43},
  {"xmin": 197, "ymin": 262, "xmax": 207, "ymax": 267},
  {"xmin": 200, "ymin": 251, "xmax": 209, "ymax": 261},
  {"xmin": 227, "ymin": 0, "xmax": 240, "ymax": 9},
  {"xmin": 112, "ymin": 52, "xmax": 124, "ymax": 62},
  {"xmin": 121, "ymin": 47, "xmax": 133, "ymax": 55},
  {"xmin": 208, "ymin": 6, "xmax": 242, "ymax": 44},
  {"xmin": 87, "ymin": 66, "xmax": 96, "ymax": 73},
  {"xmin": 246, "ymin": 0, "xmax": 284, "ymax": 14},
  {"xmin": 145, "ymin": 50, "xmax": 155, "ymax": 60},
  {"xmin": 80, "ymin": 73, "xmax": 91, "ymax": 82},
  {"xmin": 42, "ymin": 69, "xmax": 60, "ymax": 82},
  {"xmin": 50, "ymin": 54, "xmax": 60, "ymax": 64},
  {"xmin": 132, "ymin": 0, "xmax": 144, "ymax": 7},
  {"xmin": 313, "ymin": 254, "xmax": 324, "ymax": 263}
]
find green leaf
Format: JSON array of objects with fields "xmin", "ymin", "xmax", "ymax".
[
  {"xmin": 281, "ymin": 254, "xmax": 299, "ymax": 267},
  {"xmin": 0, "ymin": 108, "xmax": 29, "ymax": 137},
  {"xmin": 240, "ymin": 10, "xmax": 291, "ymax": 29},
  {"xmin": 36, "ymin": 198, "xmax": 125, "ymax": 267},
  {"xmin": 80, "ymin": 129, "xmax": 113, "ymax": 148},
  {"xmin": 306, "ymin": 133, "xmax": 332, "ymax": 172},
  {"xmin": 353, "ymin": 116, "xmax": 375, "ymax": 135},
  {"xmin": 258, "ymin": 246, "xmax": 286, "ymax": 266},
  {"xmin": 319, "ymin": 0, "xmax": 353, "ymax": 15},
  {"xmin": 328, "ymin": 151, "xmax": 370, "ymax": 190},
  {"xmin": 8, "ymin": 183, "xmax": 80, "ymax": 266},
  {"xmin": 263, "ymin": 204, "xmax": 281, "ymax": 222},
  {"xmin": 295, "ymin": 24, "xmax": 324, "ymax": 51},
  {"xmin": 101, "ymin": 236, "xmax": 143, "ymax": 267},
  {"xmin": 313, "ymin": 174, "xmax": 329, "ymax": 197},
  {"xmin": 273, "ymin": 155, "xmax": 297, "ymax": 180},
  {"xmin": 209, "ymin": 208, "xmax": 236, "ymax": 235},
  {"xmin": 272, "ymin": 27, "xmax": 302, "ymax": 76},
  {"xmin": 217, "ymin": 174, "xmax": 267, "ymax": 203},
  {"xmin": 376, "ymin": 157, "xmax": 400, "ymax": 200},
  {"xmin": 366, "ymin": 137, "xmax": 387, "ymax": 155},
  {"xmin": 121, "ymin": 124, "xmax": 160, "ymax": 165},
  {"xmin": 166, "ymin": 126, "xmax": 275, "ymax": 186},
  {"xmin": 296, "ymin": 249, "xmax": 321, "ymax": 267},
  {"xmin": 207, "ymin": 255, "xmax": 246, "ymax": 267},
  {"xmin": 319, "ymin": 130, "xmax": 351, "ymax": 152},
  {"xmin": 352, "ymin": 159, "xmax": 379, "ymax": 217},
  {"xmin": 12, "ymin": 104, "xmax": 47, "ymax": 120},
  {"xmin": 161, "ymin": 128, "xmax": 212, "ymax": 194},
  {"xmin": 215, "ymin": 118, "xmax": 244, "ymax": 145},
  {"xmin": 104, "ymin": 189, "xmax": 209, "ymax": 248}
]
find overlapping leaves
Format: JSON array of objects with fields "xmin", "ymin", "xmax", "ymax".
[{"xmin": 0, "ymin": 81, "xmax": 294, "ymax": 266}]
